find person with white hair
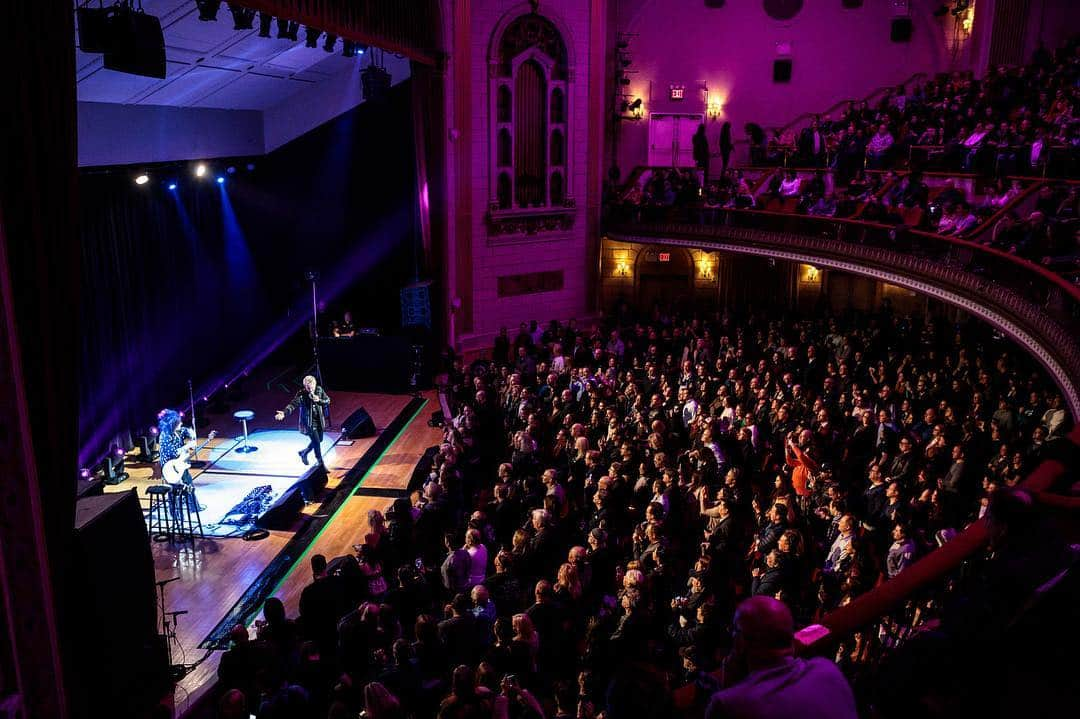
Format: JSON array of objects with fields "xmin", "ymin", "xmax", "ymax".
[{"xmin": 275, "ymin": 374, "xmax": 331, "ymax": 471}]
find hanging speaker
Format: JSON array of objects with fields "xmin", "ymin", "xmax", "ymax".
[
  {"xmin": 773, "ymin": 59, "xmax": 793, "ymax": 83},
  {"xmin": 890, "ymin": 17, "xmax": 913, "ymax": 42}
]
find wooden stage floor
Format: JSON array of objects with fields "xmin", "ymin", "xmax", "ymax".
[{"xmin": 103, "ymin": 388, "xmax": 443, "ymax": 716}]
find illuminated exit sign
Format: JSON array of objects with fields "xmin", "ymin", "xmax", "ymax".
[
  {"xmin": 669, "ymin": 85, "xmax": 684, "ymax": 100},
  {"xmin": 658, "ymin": 252, "xmax": 671, "ymax": 262}
]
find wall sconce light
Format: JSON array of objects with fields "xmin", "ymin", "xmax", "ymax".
[
  {"xmin": 697, "ymin": 258, "xmax": 715, "ymax": 280},
  {"xmin": 614, "ymin": 259, "xmax": 632, "ymax": 277},
  {"xmin": 801, "ymin": 264, "xmax": 820, "ymax": 282},
  {"xmin": 707, "ymin": 96, "xmax": 723, "ymax": 121}
]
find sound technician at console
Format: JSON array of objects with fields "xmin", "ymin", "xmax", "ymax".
[{"xmin": 275, "ymin": 375, "xmax": 331, "ymax": 467}]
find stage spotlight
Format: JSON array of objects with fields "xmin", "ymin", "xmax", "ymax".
[
  {"xmin": 277, "ymin": 18, "xmax": 299, "ymax": 41},
  {"xmin": 323, "ymin": 33, "xmax": 337, "ymax": 53},
  {"xmin": 79, "ymin": 468, "xmax": 92, "ymax": 480},
  {"xmin": 168, "ymin": 182, "xmax": 177, "ymax": 190},
  {"xmin": 304, "ymin": 26, "xmax": 321, "ymax": 48},
  {"xmin": 195, "ymin": 163, "xmax": 207, "ymax": 177},
  {"xmin": 227, "ymin": 165, "xmax": 237, "ymax": 174},
  {"xmin": 216, "ymin": 176, "xmax": 225, "ymax": 184},
  {"xmin": 104, "ymin": 446, "xmax": 129, "ymax": 484},
  {"xmin": 245, "ymin": 162, "xmax": 256, "ymax": 171},
  {"xmin": 135, "ymin": 173, "xmax": 150, "ymax": 185},
  {"xmin": 258, "ymin": 12, "xmax": 272, "ymax": 37},
  {"xmin": 356, "ymin": 44, "xmax": 367, "ymax": 55},
  {"xmin": 228, "ymin": 4, "xmax": 255, "ymax": 30},
  {"xmin": 196, "ymin": 0, "xmax": 221, "ymax": 21}
]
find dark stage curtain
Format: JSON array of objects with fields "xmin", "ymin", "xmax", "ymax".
[
  {"xmin": 514, "ymin": 60, "xmax": 548, "ymax": 208},
  {"xmin": 79, "ymin": 83, "xmax": 417, "ymax": 470},
  {"xmin": 2, "ymin": 1, "xmax": 77, "ymax": 717}
]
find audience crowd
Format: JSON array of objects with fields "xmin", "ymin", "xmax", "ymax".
[{"xmin": 214, "ymin": 303, "xmax": 1071, "ymax": 719}]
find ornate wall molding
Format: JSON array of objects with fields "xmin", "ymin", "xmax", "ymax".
[{"xmin": 607, "ymin": 225, "xmax": 1080, "ymax": 416}]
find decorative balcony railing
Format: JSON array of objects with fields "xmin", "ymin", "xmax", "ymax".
[{"xmin": 604, "ymin": 208, "xmax": 1080, "ymax": 416}]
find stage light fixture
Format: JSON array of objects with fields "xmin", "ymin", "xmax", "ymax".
[
  {"xmin": 79, "ymin": 468, "xmax": 92, "ymax": 480},
  {"xmin": 246, "ymin": 162, "xmax": 256, "ymax": 171},
  {"xmin": 258, "ymin": 12, "xmax": 273, "ymax": 37},
  {"xmin": 195, "ymin": 163, "xmax": 207, "ymax": 177},
  {"xmin": 216, "ymin": 176, "xmax": 225, "ymax": 184},
  {"xmin": 196, "ymin": 0, "xmax": 221, "ymax": 21},
  {"xmin": 356, "ymin": 44, "xmax": 367, "ymax": 55},
  {"xmin": 277, "ymin": 17, "xmax": 299, "ymax": 41},
  {"xmin": 135, "ymin": 173, "xmax": 150, "ymax": 185},
  {"xmin": 228, "ymin": 4, "xmax": 255, "ymax": 30},
  {"xmin": 168, "ymin": 182, "xmax": 177, "ymax": 190},
  {"xmin": 323, "ymin": 33, "xmax": 337, "ymax": 53},
  {"xmin": 227, "ymin": 165, "xmax": 237, "ymax": 174},
  {"xmin": 304, "ymin": 26, "xmax": 321, "ymax": 48}
]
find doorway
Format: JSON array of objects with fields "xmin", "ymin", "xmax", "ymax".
[{"xmin": 647, "ymin": 113, "xmax": 704, "ymax": 167}]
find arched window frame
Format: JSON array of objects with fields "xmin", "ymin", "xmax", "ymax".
[{"xmin": 488, "ymin": 12, "xmax": 573, "ymax": 219}]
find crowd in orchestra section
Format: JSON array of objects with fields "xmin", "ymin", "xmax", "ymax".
[{"xmin": 213, "ymin": 303, "xmax": 1071, "ymax": 718}]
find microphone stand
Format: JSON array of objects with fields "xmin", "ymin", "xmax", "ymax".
[
  {"xmin": 306, "ymin": 270, "xmax": 331, "ymax": 427},
  {"xmin": 187, "ymin": 379, "xmax": 207, "ymax": 469}
]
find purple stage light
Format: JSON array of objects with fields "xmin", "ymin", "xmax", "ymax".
[
  {"xmin": 113, "ymin": 446, "xmax": 125, "ymax": 457},
  {"xmin": 79, "ymin": 468, "xmax": 91, "ymax": 480},
  {"xmin": 149, "ymin": 426, "xmax": 159, "ymax": 435}
]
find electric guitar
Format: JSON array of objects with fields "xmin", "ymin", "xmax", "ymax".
[{"xmin": 162, "ymin": 431, "xmax": 217, "ymax": 486}]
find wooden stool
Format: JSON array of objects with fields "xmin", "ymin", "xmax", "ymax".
[
  {"xmin": 173, "ymin": 484, "xmax": 204, "ymax": 540},
  {"xmin": 146, "ymin": 485, "xmax": 173, "ymax": 541}
]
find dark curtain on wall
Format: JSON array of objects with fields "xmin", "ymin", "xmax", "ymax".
[
  {"xmin": 78, "ymin": 82, "xmax": 417, "ymax": 470},
  {"xmin": 514, "ymin": 60, "xmax": 548, "ymax": 207}
]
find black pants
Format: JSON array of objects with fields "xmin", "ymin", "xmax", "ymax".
[{"xmin": 301, "ymin": 427, "xmax": 325, "ymax": 465}]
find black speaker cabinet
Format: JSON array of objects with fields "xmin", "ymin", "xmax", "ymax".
[
  {"xmin": 341, "ymin": 406, "xmax": 377, "ymax": 438},
  {"xmin": 103, "ymin": 8, "xmax": 166, "ymax": 78},
  {"xmin": 891, "ymin": 17, "xmax": 913, "ymax": 43},
  {"xmin": 773, "ymin": 59, "xmax": 793, "ymax": 83}
]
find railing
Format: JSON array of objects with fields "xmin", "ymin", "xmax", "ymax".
[
  {"xmin": 671, "ymin": 426, "xmax": 1080, "ymax": 712},
  {"xmin": 794, "ymin": 425, "xmax": 1080, "ymax": 656},
  {"xmin": 769, "ymin": 72, "xmax": 929, "ymax": 137},
  {"xmin": 604, "ymin": 208, "xmax": 1080, "ymax": 415}
]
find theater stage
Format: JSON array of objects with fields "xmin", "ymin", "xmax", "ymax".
[{"xmin": 102, "ymin": 387, "xmax": 444, "ymax": 716}]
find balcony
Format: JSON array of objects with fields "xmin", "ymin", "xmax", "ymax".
[{"xmin": 602, "ymin": 199, "xmax": 1080, "ymax": 418}]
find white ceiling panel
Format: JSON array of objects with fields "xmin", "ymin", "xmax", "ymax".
[
  {"xmin": 137, "ymin": 66, "xmax": 241, "ymax": 107},
  {"xmin": 193, "ymin": 73, "xmax": 310, "ymax": 111}
]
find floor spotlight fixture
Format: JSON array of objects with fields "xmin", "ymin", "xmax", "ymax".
[
  {"xmin": 216, "ymin": 176, "xmax": 225, "ymax": 184},
  {"xmin": 323, "ymin": 33, "xmax": 337, "ymax": 53},
  {"xmin": 228, "ymin": 4, "xmax": 255, "ymax": 30},
  {"xmin": 195, "ymin": 163, "xmax": 208, "ymax": 177},
  {"xmin": 135, "ymin": 173, "xmax": 150, "ymax": 185},
  {"xmin": 258, "ymin": 12, "xmax": 273, "ymax": 37},
  {"xmin": 304, "ymin": 26, "xmax": 321, "ymax": 48},
  {"xmin": 196, "ymin": 0, "xmax": 221, "ymax": 22},
  {"xmin": 168, "ymin": 182, "xmax": 178, "ymax": 190},
  {"xmin": 277, "ymin": 17, "xmax": 299, "ymax": 41}
]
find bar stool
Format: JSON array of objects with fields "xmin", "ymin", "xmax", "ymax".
[
  {"xmin": 146, "ymin": 485, "xmax": 173, "ymax": 541},
  {"xmin": 234, "ymin": 409, "xmax": 257, "ymax": 453},
  {"xmin": 173, "ymin": 485, "xmax": 204, "ymax": 540}
]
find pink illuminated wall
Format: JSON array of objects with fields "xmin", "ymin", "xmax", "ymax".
[
  {"xmin": 613, "ymin": 1, "xmax": 978, "ymax": 171},
  {"xmin": 441, "ymin": 0, "xmax": 606, "ymax": 351}
]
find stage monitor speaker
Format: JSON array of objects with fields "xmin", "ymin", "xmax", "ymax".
[
  {"xmin": 341, "ymin": 406, "xmax": 376, "ymax": 438},
  {"xmin": 103, "ymin": 7, "xmax": 166, "ymax": 78},
  {"xmin": 71, "ymin": 491, "xmax": 167, "ymax": 718},
  {"xmin": 891, "ymin": 17, "xmax": 913, "ymax": 42},
  {"xmin": 773, "ymin": 59, "xmax": 793, "ymax": 83}
]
